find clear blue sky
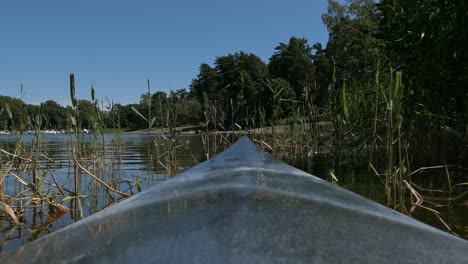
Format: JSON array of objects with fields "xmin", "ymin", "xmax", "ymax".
[{"xmin": 0, "ymin": 0, "xmax": 332, "ymax": 106}]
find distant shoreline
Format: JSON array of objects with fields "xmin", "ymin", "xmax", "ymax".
[{"xmin": 127, "ymin": 125, "xmax": 293, "ymax": 135}]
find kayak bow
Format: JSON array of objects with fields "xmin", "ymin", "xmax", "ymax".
[{"xmin": 1, "ymin": 136, "xmax": 467, "ymax": 263}]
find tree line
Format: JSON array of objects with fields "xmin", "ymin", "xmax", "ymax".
[
  {"xmin": 1, "ymin": 0, "xmax": 467, "ymax": 165},
  {"xmin": 0, "ymin": 89, "xmax": 201, "ymax": 132}
]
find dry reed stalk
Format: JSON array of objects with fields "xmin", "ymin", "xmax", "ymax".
[
  {"xmin": 74, "ymin": 158, "xmax": 130, "ymax": 198},
  {"xmin": 0, "ymin": 201, "xmax": 19, "ymax": 225},
  {"xmin": 0, "ymin": 149, "xmax": 32, "ymax": 162},
  {"xmin": 403, "ymin": 179, "xmax": 458, "ymax": 235},
  {"xmin": 48, "ymin": 202, "xmax": 70, "ymax": 215},
  {"xmin": 49, "ymin": 171, "xmax": 65, "ymax": 196}
]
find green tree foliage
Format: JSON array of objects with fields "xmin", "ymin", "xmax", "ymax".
[
  {"xmin": 322, "ymin": 0, "xmax": 385, "ymax": 81},
  {"xmin": 76, "ymin": 100, "xmax": 95, "ymax": 129},
  {"xmin": 0, "ymin": 95, "xmax": 26, "ymax": 130},
  {"xmin": 151, "ymin": 91, "xmax": 168, "ymax": 127},
  {"xmin": 103, "ymin": 88, "xmax": 201, "ymax": 131},
  {"xmin": 317, "ymin": 0, "xmax": 467, "ymax": 164},
  {"xmin": 215, "ymin": 52, "xmax": 268, "ymax": 113},
  {"xmin": 121, "ymin": 103, "xmax": 146, "ymax": 130},
  {"xmin": 190, "ymin": 64, "xmax": 219, "ymax": 104},
  {"xmin": 40, "ymin": 100, "xmax": 67, "ymax": 129},
  {"xmin": 379, "ymin": 0, "xmax": 468, "ymax": 136},
  {"xmin": 190, "ymin": 51, "xmax": 268, "ymax": 128},
  {"xmin": 0, "ymin": 96, "xmax": 67, "ymax": 131},
  {"xmin": 268, "ymin": 37, "xmax": 315, "ymax": 100},
  {"xmin": 169, "ymin": 89, "xmax": 201, "ymax": 125},
  {"xmin": 312, "ymin": 42, "xmax": 333, "ymax": 106}
]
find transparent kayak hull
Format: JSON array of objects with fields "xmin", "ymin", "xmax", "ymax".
[{"xmin": 1, "ymin": 136, "xmax": 467, "ymax": 263}]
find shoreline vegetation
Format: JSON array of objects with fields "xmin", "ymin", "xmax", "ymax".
[
  {"xmin": 0, "ymin": 124, "xmax": 305, "ymax": 135},
  {"xmin": 1, "ymin": 0, "xmax": 468, "ymax": 250}
]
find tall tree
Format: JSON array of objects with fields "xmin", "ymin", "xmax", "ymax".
[
  {"xmin": 268, "ymin": 37, "xmax": 315, "ymax": 100},
  {"xmin": 312, "ymin": 42, "xmax": 333, "ymax": 106},
  {"xmin": 214, "ymin": 51, "xmax": 268, "ymax": 127},
  {"xmin": 169, "ymin": 89, "xmax": 202, "ymax": 125},
  {"xmin": 322, "ymin": 0, "xmax": 385, "ymax": 81},
  {"xmin": 77, "ymin": 99, "xmax": 94, "ymax": 129},
  {"xmin": 190, "ymin": 63, "xmax": 219, "ymax": 105},
  {"xmin": 0, "ymin": 95, "xmax": 26, "ymax": 130},
  {"xmin": 41, "ymin": 100, "xmax": 66, "ymax": 129}
]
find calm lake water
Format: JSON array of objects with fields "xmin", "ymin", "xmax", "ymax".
[{"xmin": 1, "ymin": 133, "xmax": 467, "ymax": 252}]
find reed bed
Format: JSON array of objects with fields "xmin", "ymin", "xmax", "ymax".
[{"xmin": 1, "ymin": 69, "xmax": 467, "ymax": 249}]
